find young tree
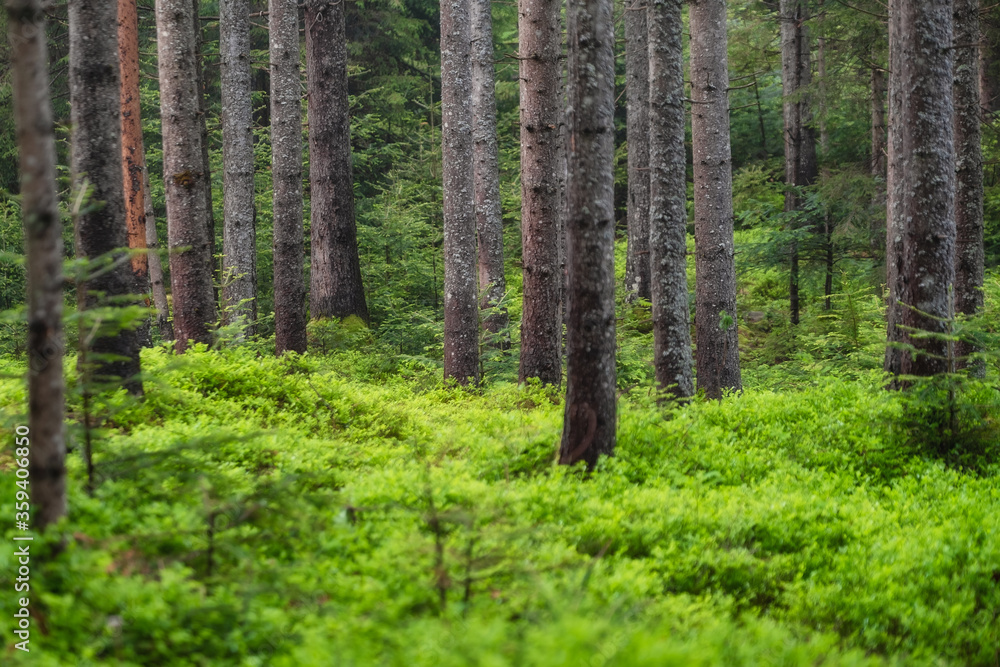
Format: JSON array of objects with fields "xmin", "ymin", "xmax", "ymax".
[
  {"xmin": 559, "ymin": 0, "xmax": 616, "ymax": 467},
  {"xmin": 9, "ymin": 0, "xmax": 66, "ymax": 528},
  {"xmin": 157, "ymin": 0, "xmax": 218, "ymax": 351},
  {"xmin": 624, "ymin": 0, "xmax": 651, "ymax": 301},
  {"xmin": 954, "ymin": 0, "xmax": 984, "ymax": 371},
  {"xmin": 896, "ymin": 0, "xmax": 956, "ymax": 377},
  {"xmin": 471, "ymin": 0, "xmax": 508, "ymax": 346},
  {"xmin": 517, "ymin": 0, "xmax": 563, "ymax": 385},
  {"xmin": 440, "ymin": 0, "xmax": 479, "ymax": 385},
  {"xmin": 143, "ymin": 169, "xmax": 173, "ymax": 341},
  {"xmin": 221, "ymin": 0, "xmax": 257, "ymax": 334},
  {"xmin": 690, "ymin": 0, "xmax": 741, "ymax": 398},
  {"xmin": 305, "ymin": 0, "xmax": 369, "ymax": 323},
  {"xmin": 648, "ymin": 0, "xmax": 694, "ymax": 398},
  {"xmin": 70, "ymin": 0, "xmax": 142, "ymax": 392},
  {"xmin": 270, "ymin": 0, "xmax": 307, "ymax": 353}
]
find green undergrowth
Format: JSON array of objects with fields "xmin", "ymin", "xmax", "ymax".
[{"xmin": 0, "ymin": 346, "xmax": 998, "ymax": 666}]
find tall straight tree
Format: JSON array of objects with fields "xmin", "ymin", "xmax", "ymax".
[
  {"xmin": 559, "ymin": 0, "xmax": 616, "ymax": 468},
  {"xmin": 779, "ymin": 0, "xmax": 818, "ymax": 326},
  {"xmin": 70, "ymin": 0, "xmax": 142, "ymax": 393},
  {"xmin": 648, "ymin": 0, "xmax": 694, "ymax": 398},
  {"xmin": 192, "ymin": 0, "xmax": 215, "ymax": 267},
  {"xmin": 953, "ymin": 0, "xmax": 984, "ymax": 372},
  {"xmin": 690, "ymin": 0, "xmax": 741, "ymax": 398},
  {"xmin": 221, "ymin": 0, "xmax": 257, "ymax": 334},
  {"xmin": 884, "ymin": 0, "xmax": 904, "ymax": 375},
  {"xmin": 9, "ymin": 0, "xmax": 66, "ymax": 528},
  {"xmin": 896, "ymin": 0, "xmax": 956, "ymax": 377},
  {"xmin": 143, "ymin": 169, "xmax": 173, "ymax": 340},
  {"xmin": 440, "ymin": 0, "xmax": 479, "ymax": 384},
  {"xmin": 305, "ymin": 0, "xmax": 369, "ymax": 323},
  {"xmin": 624, "ymin": 0, "xmax": 651, "ymax": 301},
  {"xmin": 471, "ymin": 0, "xmax": 508, "ymax": 345},
  {"xmin": 518, "ymin": 0, "xmax": 563, "ymax": 385},
  {"xmin": 157, "ymin": 0, "xmax": 218, "ymax": 351},
  {"xmin": 270, "ymin": 0, "xmax": 306, "ymax": 353},
  {"xmin": 982, "ymin": 7, "xmax": 1000, "ymax": 114}
]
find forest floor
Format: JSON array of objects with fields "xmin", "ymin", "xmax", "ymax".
[{"xmin": 0, "ymin": 331, "xmax": 998, "ymax": 665}]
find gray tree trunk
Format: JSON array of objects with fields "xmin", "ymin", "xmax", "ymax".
[
  {"xmin": 440, "ymin": 0, "xmax": 480, "ymax": 385},
  {"xmin": 306, "ymin": 0, "xmax": 370, "ymax": 323},
  {"xmin": 143, "ymin": 168, "xmax": 173, "ymax": 341},
  {"xmin": 897, "ymin": 0, "xmax": 956, "ymax": 377},
  {"xmin": 270, "ymin": 0, "xmax": 306, "ymax": 354},
  {"xmin": 870, "ymin": 65, "xmax": 887, "ymax": 250},
  {"xmin": 221, "ymin": 0, "xmax": 257, "ymax": 335},
  {"xmin": 884, "ymin": 0, "xmax": 905, "ymax": 376},
  {"xmin": 9, "ymin": 0, "xmax": 66, "ymax": 529},
  {"xmin": 648, "ymin": 0, "xmax": 693, "ymax": 398},
  {"xmin": 690, "ymin": 0, "xmax": 741, "ymax": 398},
  {"xmin": 471, "ymin": 0, "xmax": 508, "ymax": 347},
  {"xmin": 192, "ymin": 0, "xmax": 216, "ymax": 274},
  {"xmin": 518, "ymin": 0, "xmax": 563, "ymax": 385},
  {"xmin": 559, "ymin": 0, "xmax": 616, "ymax": 468},
  {"xmin": 624, "ymin": 0, "xmax": 650, "ymax": 301},
  {"xmin": 981, "ymin": 6, "xmax": 1000, "ymax": 114},
  {"xmin": 780, "ymin": 0, "xmax": 817, "ymax": 326},
  {"xmin": 157, "ymin": 0, "xmax": 218, "ymax": 351},
  {"xmin": 953, "ymin": 0, "xmax": 984, "ymax": 372},
  {"xmin": 70, "ymin": 0, "xmax": 143, "ymax": 393}
]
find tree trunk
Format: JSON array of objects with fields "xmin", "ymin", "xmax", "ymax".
[
  {"xmin": 624, "ymin": 0, "xmax": 651, "ymax": 301},
  {"xmin": 192, "ymin": 0, "xmax": 216, "ymax": 277},
  {"xmin": 884, "ymin": 0, "xmax": 905, "ymax": 376},
  {"xmin": 648, "ymin": 0, "xmax": 694, "ymax": 398},
  {"xmin": 518, "ymin": 0, "xmax": 563, "ymax": 385},
  {"xmin": 270, "ymin": 0, "xmax": 307, "ymax": 354},
  {"xmin": 70, "ymin": 0, "xmax": 143, "ymax": 393},
  {"xmin": 157, "ymin": 0, "xmax": 218, "ymax": 351},
  {"xmin": 559, "ymin": 0, "xmax": 616, "ymax": 468},
  {"xmin": 471, "ymin": 0, "xmax": 508, "ymax": 348},
  {"xmin": 306, "ymin": 0, "xmax": 370, "ymax": 323},
  {"xmin": 143, "ymin": 168, "xmax": 173, "ymax": 341},
  {"xmin": 897, "ymin": 0, "xmax": 956, "ymax": 377},
  {"xmin": 953, "ymin": 0, "xmax": 984, "ymax": 372},
  {"xmin": 9, "ymin": 0, "xmax": 67, "ymax": 529},
  {"xmin": 816, "ymin": 0, "xmax": 829, "ymax": 155},
  {"xmin": 981, "ymin": 4, "xmax": 1000, "ymax": 115},
  {"xmin": 221, "ymin": 0, "xmax": 257, "ymax": 335},
  {"xmin": 440, "ymin": 0, "xmax": 480, "ymax": 385},
  {"xmin": 118, "ymin": 0, "xmax": 151, "ymax": 348},
  {"xmin": 690, "ymin": 0, "xmax": 741, "ymax": 398},
  {"xmin": 780, "ymin": 0, "xmax": 818, "ymax": 327},
  {"xmin": 870, "ymin": 64, "xmax": 887, "ymax": 251}
]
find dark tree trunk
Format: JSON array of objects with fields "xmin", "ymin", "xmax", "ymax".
[
  {"xmin": 70, "ymin": 0, "xmax": 143, "ymax": 393},
  {"xmin": 118, "ymin": 0, "xmax": 151, "ymax": 348},
  {"xmin": 143, "ymin": 168, "xmax": 173, "ymax": 341},
  {"xmin": 559, "ymin": 0, "xmax": 616, "ymax": 468},
  {"xmin": 871, "ymin": 64, "xmax": 887, "ymax": 251},
  {"xmin": 648, "ymin": 0, "xmax": 694, "ymax": 398},
  {"xmin": 884, "ymin": 0, "xmax": 905, "ymax": 376},
  {"xmin": 472, "ymin": 0, "xmax": 509, "ymax": 347},
  {"xmin": 780, "ymin": 0, "xmax": 818, "ymax": 327},
  {"xmin": 953, "ymin": 0, "xmax": 984, "ymax": 372},
  {"xmin": 9, "ymin": 0, "xmax": 67, "ymax": 529},
  {"xmin": 440, "ymin": 0, "xmax": 480, "ymax": 385},
  {"xmin": 624, "ymin": 0, "xmax": 651, "ymax": 301},
  {"xmin": 690, "ymin": 0, "xmax": 741, "ymax": 398},
  {"xmin": 306, "ymin": 0, "xmax": 370, "ymax": 323},
  {"xmin": 157, "ymin": 0, "xmax": 218, "ymax": 351},
  {"xmin": 981, "ymin": 4, "xmax": 1000, "ymax": 115},
  {"xmin": 192, "ymin": 0, "xmax": 216, "ymax": 275},
  {"xmin": 897, "ymin": 0, "xmax": 956, "ymax": 377},
  {"xmin": 221, "ymin": 0, "xmax": 257, "ymax": 335},
  {"xmin": 518, "ymin": 0, "xmax": 563, "ymax": 385},
  {"xmin": 270, "ymin": 0, "xmax": 307, "ymax": 354}
]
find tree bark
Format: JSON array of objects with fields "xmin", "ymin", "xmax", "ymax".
[
  {"xmin": 70, "ymin": 0, "xmax": 143, "ymax": 393},
  {"xmin": 981, "ymin": 4, "xmax": 1000, "ymax": 115},
  {"xmin": 897, "ymin": 0, "xmax": 956, "ymax": 377},
  {"xmin": 192, "ymin": 0, "xmax": 216, "ymax": 274},
  {"xmin": 625, "ymin": 0, "xmax": 651, "ymax": 301},
  {"xmin": 306, "ymin": 0, "xmax": 370, "ymax": 323},
  {"xmin": 440, "ymin": 0, "xmax": 480, "ymax": 384},
  {"xmin": 780, "ymin": 0, "xmax": 817, "ymax": 327},
  {"xmin": 953, "ymin": 0, "xmax": 984, "ymax": 372},
  {"xmin": 648, "ymin": 0, "xmax": 694, "ymax": 398},
  {"xmin": 9, "ymin": 0, "xmax": 67, "ymax": 529},
  {"xmin": 870, "ymin": 64, "xmax": 887, "ymax": 251},
  {"xmin": 143, "ymin": 168, "xmax": 173, "ymax": 341},
  {"xmin": 471, "ymin": 0, "xmax": 509, "ymax": 347},
  {"xmin": 884, "ymin": 0, "xmax": 905, "ymax": 376},
  {"xmin": 221, "ymin": 0, "xmax": 257, "ymax": 335},
  {"xmin": 559, "ymin": 0, "xmax": 616, "ymax": 468},
  {"xmin": 690, "ymin": 0, "xmax": 741, "ymax": 398},
  {"xmin": 270, "ymin": 0, "xmax": 307, "ymax": 354},
  {"xmin": 157, "ymin": 0, "xmax": 218, "ymax": 351},
  {"xmin": 518, "ymin": 0, "xmax": 563, "ymax": 385}
]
